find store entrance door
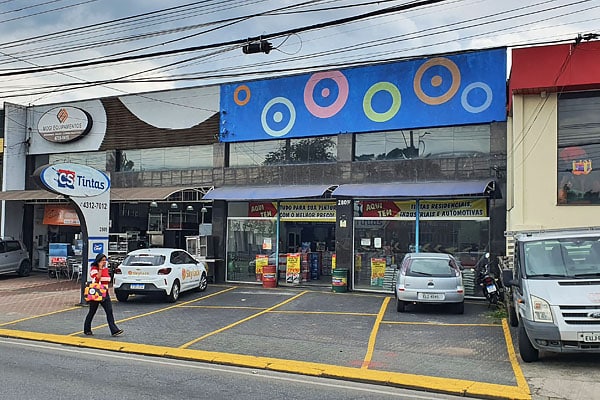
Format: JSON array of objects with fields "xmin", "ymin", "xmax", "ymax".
[{"xmin": 278, "ymin": 222, "xmax": 335, "ymax": 286}]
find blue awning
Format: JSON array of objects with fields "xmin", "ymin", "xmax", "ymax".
[
  {"xmin": 203, "ymin": 184, "xmax": 337, "ymax": 201},
  {"xmin": 332, "ymin": 180, "xmax": 499, "ymax": 198}
]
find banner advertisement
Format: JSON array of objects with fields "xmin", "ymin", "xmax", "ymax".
[
  {"xmin": 43, "ymin": 205, "xmax": 81, "ymax": 226},
  {"xmin": 358, "ymin": 199, "xmax": 487, "ymax": 219},
  {"xmin": 248, "ymin": 202, "xmax": 277, "ymax": 217},
  {"xmin": 370, "ymin": 258, "xmax": 386, "ymax": 286},
  {"xmin": 279, "ymin": 201, "xmax": 336, "ymax": 222},
  {"xmin": 255, "ymin": 255, "xmax": 268, "ymax": 281},
  {"xmin": 332, "ymin": 254, "xmax": 336, "ymax": 271},
  {"xmin": 286, "ymin": 253, "xmax": 301, "ymax": 284}
]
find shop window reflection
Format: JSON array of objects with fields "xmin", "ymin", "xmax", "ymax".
[{"xmin": 226, "ymin": 218, "xmax": 276, "ymax": 282}]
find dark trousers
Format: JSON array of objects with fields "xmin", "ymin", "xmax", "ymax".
[{"xmin": 84, "ymin": 293, "xmax": 120, "ymax": 335}]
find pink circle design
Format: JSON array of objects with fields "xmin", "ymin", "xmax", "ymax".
[{"xmin": 304, "ymin": 71, "xmax": 349, "ymax": 118}]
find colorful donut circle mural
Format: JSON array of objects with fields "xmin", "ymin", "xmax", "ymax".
[
  {"xmin": 461, "ymin": 82, "xmax": 493, "ymax": 113},
  {"xmin": 233, "ymin": 84, "xmax": 251, "ymax": 106},
  {"xmin": 413, "ymin": 57, "xmax": 461, "ymax": 105},
  {"xmin": 303, "ymin": 70, "xmax": 349, "ymax": 118},
  {"xmin": 363, "ymin": 82, "xmax": 402, "ymax": 122},
  {"xmin": 261, "ymin": 97, "xmax": 296, "ymax": 137}
]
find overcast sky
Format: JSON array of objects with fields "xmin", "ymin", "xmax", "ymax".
[{"xmin": 0, "ymin": 0, "xmax": 598, "ymax": 106}]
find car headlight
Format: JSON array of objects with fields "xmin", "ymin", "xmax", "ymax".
[{"xmin": 531, "ymin": 295, "xmax": 553, "ymax": 323}]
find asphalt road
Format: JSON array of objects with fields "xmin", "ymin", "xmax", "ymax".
[{"xmin": 0, "ymin": 337, "xmax": 467, "ymax": 400}]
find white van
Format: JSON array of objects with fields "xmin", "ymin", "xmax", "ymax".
[{"xmin": 504, "ymin": 229, "xmax": 600, "ymax": 362}]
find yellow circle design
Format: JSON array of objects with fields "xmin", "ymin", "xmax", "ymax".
[
  {"xmin": 363, "ymin": 82, "xmax": 401, "ymax": 123},
  {"xmin": 413, "ymin": 57, "xmax": 461, "ymax": 105}
]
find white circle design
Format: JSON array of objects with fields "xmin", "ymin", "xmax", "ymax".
[
  {"xmin": 261, "ymin": 97, "xmax": 296, "ymax": 137},
  {"xmin": 461, "ymin": 82, "xmax": 492, "ymax": 113}
]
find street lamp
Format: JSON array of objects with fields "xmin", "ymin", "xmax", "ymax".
[{"xmin": 200, "ymin": 206, "xmax": 208, "ymax": 225}]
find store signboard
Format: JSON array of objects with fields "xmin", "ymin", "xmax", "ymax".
[
  {"xmin": 220, "ymin": 48, "xmax": 506, "ymax": 142},
  {"xmin": 248, "ymin": 201, "xmax": 337, "ymax": 221},
  {"xmin": 358, "ymin": 199, "xmax": 487, "ymax": 219},
  {"xmin": 37, "ymin": 106, "xmax": 93, "ymax": 143},
  {"xmin": 279, "ymin": 201, "xmax": 336, "ymax": 222}
]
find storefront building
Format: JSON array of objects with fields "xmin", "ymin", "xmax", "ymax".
[
  {"xmin": 507, "ymin": 40, "xmax": 600, "ymax": 245},
  {"xmin": 206, "ymin": 47, "xmax": 507, "ymax": 292},
  {"xmin": 1, "ymin": 47, "xmax": 507, "ymax": 292}
]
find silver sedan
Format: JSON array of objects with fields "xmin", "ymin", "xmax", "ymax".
[{"xmin": 395, "ymin": 252, "xmax": 465, "ymax": 314}]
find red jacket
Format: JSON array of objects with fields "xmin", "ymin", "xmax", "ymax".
[{"xmin": 90, "ymin": 265, "xmax": 111, "ymax": 286}]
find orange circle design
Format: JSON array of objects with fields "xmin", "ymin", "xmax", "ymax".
[
  {"xmin": 234, "ymin": 85, "xmax": 251, "ymax": 106},
  {"xmin": 413, "ymin": 58, "xmax": 461, "ymax": 105}
]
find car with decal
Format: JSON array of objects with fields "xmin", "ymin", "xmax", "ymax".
[{"xmin": 113, "ymin": 248, "xmax": 207, "ymax": 302}]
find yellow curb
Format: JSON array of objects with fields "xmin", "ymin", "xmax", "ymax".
[{"xmin": 0, "ymin": 328, "xmax": 530, "ymax": 400}]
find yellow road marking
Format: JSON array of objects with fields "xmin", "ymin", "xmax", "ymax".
[
  {"xmin": 0, "ymin": 306, "xmax": 80, "ymax": 327},
  {"xmin": 382, "ymin": 321, "xmax": 499, "ymax": 327},
  {"xmin": 179, "ymin": 290, "xmax": 308, "ymax": 349},
  {"xmin": 269, "ymin": 310, "xmax": 377, "ymax": 316},
  {"xmin": 69, "ymin": 286, "xmax": 237, "ymax": 336},
  {"xmin": 361, "ymin": 297, "xmax": 390, "ymax": 369},
  {"xmin": 0, "ymin": 329, "xmax": 530, "ymax": 399},
  {"xmin": 180, "ymin": 305, "xmax": 267, "ymax": 310},
  {"xmin": 502, "ymin": 318, "xmax": 530, "ymax": 393}
]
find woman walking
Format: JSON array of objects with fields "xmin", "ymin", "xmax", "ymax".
[{"xmin": 83, "ymin": 253, "xmax": 124, "ymax": 337}]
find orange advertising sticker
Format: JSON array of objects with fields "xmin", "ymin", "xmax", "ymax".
[{"xmin": 43, "ymin": 205, "xmax": 80, "ymax": 226}]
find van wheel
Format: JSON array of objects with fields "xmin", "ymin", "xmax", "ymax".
[
  {"xmin": 17, "ymin": 260, "xmax": 31, "ymax": 277},
  {"xmin": 396, "ymin": 299, "xmax": 406, "ymax": 312},
  {"xmin": 508, "ymin": 302, "xmax": 519, "ymax": 327},
  {"xmin": 167, "ymin": 281, "xmax": 180, "ymax": 303},
  {"xmin": 518, "ymin": 323, "xmax": 539, "ymax": 362}
]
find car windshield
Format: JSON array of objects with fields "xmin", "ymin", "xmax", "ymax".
[
  {"xmin": 122, "ymin": 254, "xmax": 166, "ymax": 266},
  {"xmin": 408, "ymin": 258, "xmax": 456, "ymax": 277},
  {"xmin": 524, "ymin": 237, "xmax": 600, "ymax": 278}
]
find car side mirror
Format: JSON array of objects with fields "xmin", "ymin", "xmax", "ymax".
[{"xmin": 501, "ymin": 269, "xmax": 514, "ymax": 286}]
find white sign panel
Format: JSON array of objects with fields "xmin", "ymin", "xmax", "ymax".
[
  {"xmin": 37, "ymin": 163, "xmax": 110, "ymax": 198},
  {"xmin": 37, "ymin": 106, "xmax": 92, "ymax": 143}
]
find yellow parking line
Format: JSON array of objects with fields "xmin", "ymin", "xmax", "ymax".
[
  {"xmin": 502, "ymin": 318, "xmax": 530, "ymax": 393},
  {"xmin": 382, "ymin": 321, "xmax": 499, "ymax": 327},
  {"xmin": 361, "ymin": 297, "xmax": 390, "ymax": 369},
  {"xmin": 269, "ymin": 310, "xmax": 377, "ymax": 317},
  {"xmin": 179, "ymin": 290, "xmax": 308, "ymax": 349},
  {"xmin": 0, "ymin": 306, "xmax": 80, "ymax": 327},
  {"xmin": 180, "ymin": 305, "xmax": 267, "ymax": 310},
  {"xmin": 68, "ymin": 286, "xmax": 237, "ymax": 336}
]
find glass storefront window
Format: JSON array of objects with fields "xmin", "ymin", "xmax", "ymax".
[
  {"xmin": 229, "ymin": 136, "xmax": 337, "ymax": 167},
  {"xmin": 226, "ymin": 218, "xmax": 277, "ymax": 283},
  {"xmin": 557, "ymin": 92, "xmax": 600, "ymax": 204},
  {"xmin": 49, "ymin": 151, "xmax": 107, "ymax": 171},
  {"xmin": 354, "ymin": 125, "xmax": 490, "ymax": 161},
  {"xmin": 353, "ymin": 200, "xmax": 489, "ymax": 292},
  {"xmin": 119, "ymin": 145, "xmax": 213, "ymax": 172}
]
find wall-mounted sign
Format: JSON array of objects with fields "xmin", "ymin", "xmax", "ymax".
[
  {"xmin": 357, "ymin": 199, "xmax": 487, "ymax": 219},
  {"xmin": 220, "ymin": 48, "xmax": 506, "ymax": 142},
  {"xmin": 37, "ymin": 106, "xmax": 92, "ymax": 143},
  {"xmin": 42, "ymin": 205, "xmax": 80, "ymax": 226},
  {"xmin": 34, "ymin": 163, "xmax": 110, "ymax": 198}
]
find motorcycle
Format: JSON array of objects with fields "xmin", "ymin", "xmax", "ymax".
[{"xmin": 475, "ymin": 252, "xmax": 502, "ymax": 306}]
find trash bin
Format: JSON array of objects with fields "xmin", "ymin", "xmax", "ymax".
[
  {"xmin": 332, "ymin": 268, "xmax": 348, "ymax": 293},
  {"xmin": 262, "ymin": 264, "xmax": 277, "ymax": 288}
]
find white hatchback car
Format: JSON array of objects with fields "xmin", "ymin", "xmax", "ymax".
[
  {"xmin": 114, "ymin": 248, "xmax": 208, "ymax": 302},
  {"xmin": 395, "ymin": 252, "xmax": 465, "ymax": 314}
]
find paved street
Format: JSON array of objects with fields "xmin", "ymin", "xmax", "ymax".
[{"xmin": 1, "ymin": 272, "xmax": 598, "ymax": 399}]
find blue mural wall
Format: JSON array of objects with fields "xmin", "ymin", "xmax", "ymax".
[{"xmin": 220, "ymin": 48, "xmax": 506, "ymax": 142}]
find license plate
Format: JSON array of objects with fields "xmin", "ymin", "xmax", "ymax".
[
  {"xmin": 579, "ymin": 332, "xmax": 600, "ymax": 343},
  {"xmin": 486, "ymin": 284, "xmax": 497, "ymax": 293},
  {"xmin": 130, "ymin": 284, "xmax": 145, "ymax": 289},
  {"xmin": 418, "ymin": 292, "xmax": 445, "ymax": 301}
]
